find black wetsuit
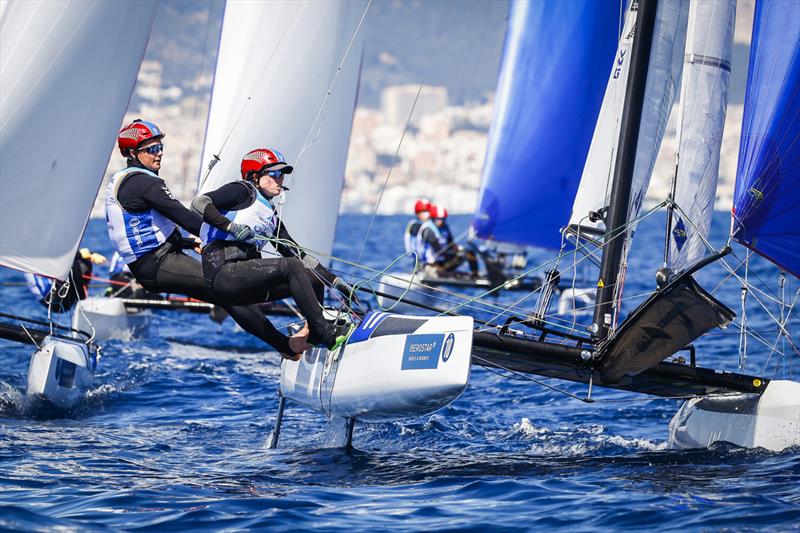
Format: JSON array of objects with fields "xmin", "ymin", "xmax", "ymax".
[
  {"xmin": 435, "ymin": 222, "xmax": 479, "ymax": 275},
  {"xmin": 193, "ymin": 181, "xmax": 335, "ymax": 348},
  {"xmin": 113, "ymin": 162, "xmax": 284, "ymax": 350},
  {"xmin": 418, "ymin": 223, "xmax": 444, "ymax": 261}
]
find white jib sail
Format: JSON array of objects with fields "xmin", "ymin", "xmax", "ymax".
[
  {"xmin": 569, "ymin": 2, "xmax": 637, "ymax": 233},
  {"xmin": 667, "ymin": 0, "xmax": 735, "ymax": 272},
  {"xmin": 0, "ymin": 0, "xmax": 157, "ymax": 280},
  {"xmin": 198, "ymin": 0, "xmax": 364, "ymax": 261},
  {"xmin": 569, "ymin": 0, "xmax": 689, "ymax": 239}
]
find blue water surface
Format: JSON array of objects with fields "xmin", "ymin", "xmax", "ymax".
[{"xmin": 1, "ymin": 214, "xmax": 798, "ymax": 531}]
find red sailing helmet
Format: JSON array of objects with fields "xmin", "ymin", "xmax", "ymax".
[
  {"xmin": 429, "ymin": 205, "xmax": 448, "ymax": 219},
  {"xmin": 414, "ymin": 198, "xmax": 431, "ymax": 214},
  {"xmin": 118, "ymin": 119, "xmax": 164, "ymax": 157},
  {"xmin": 240, "ymin": 148, "xmax": 294, "ymax": 179}
]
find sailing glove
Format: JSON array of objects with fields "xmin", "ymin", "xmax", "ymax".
[{"xmin": 227, "ymin": 222, "xmax": 254, "ymax": 242}]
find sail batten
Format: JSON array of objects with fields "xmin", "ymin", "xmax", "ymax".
[
  {"xmin": 472, "ymin": 0, "xmax": 620, "ymax": 250},
  {"xmin": 0, "ymin": 0, "xmax": 157, "ymax": 280},
  {"xmin": 732, "ymin": 0, "xmax": 800, "ymax": 278}
]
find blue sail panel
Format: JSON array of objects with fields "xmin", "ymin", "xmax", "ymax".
[
  {"xmin": 732, "ymin": 0, "xmax": 800, "ymax": 278},
  {"xmin": 472, "ymin": 0, "xmax": 620, "ymax": 250}
]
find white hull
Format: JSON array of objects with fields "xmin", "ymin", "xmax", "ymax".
[
  {"xmin": 668, "ymin": 380, "xmax": 800, "ymax": 452},
  {"xmin": 375, "ymin": 273, "xmax": 439, "ymax": 315},
  {"xmin": 26, "ymin": 337, "xmax": 95, "ymax": 410},
  {"xmin": 72, "ymin": 297, "xmax": 150, "ymax": 341},
  {"xmin": 557, "ymin": 287, "xmax": 595, "ymax": 317},
  {"xmin": 281, "ymin": 313, "xmax": 473, "ymax": 422}
]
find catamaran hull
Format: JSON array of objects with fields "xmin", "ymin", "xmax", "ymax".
[
  {"xmin": 668, "ymin": 380, "xmax": 800, "ymax": 452},
  {"xmin": 73, "ymin": 297, "xmax": 150, "ymax": 341},
  {"xmin": 26, "ymin": 337, "xmax": 95, "ymax": 410},
  {"xmin": 281, "ymin": 313, "xmax": 473, "ymax": 422}
]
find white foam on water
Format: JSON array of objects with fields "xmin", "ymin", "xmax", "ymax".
[
  {"xmin": 0, "ymin": 380, "xmax": 24, "ymax": 416},
  {"xmin": 508, "ymin": 418, "xmax": 666, "ymax": 456}
]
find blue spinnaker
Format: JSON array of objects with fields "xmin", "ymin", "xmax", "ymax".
[
  {"xmin": 472, "ymin": 0, "xmax": 620, "ymax": 250},
  {"xmin": 732, "ymin": 0, "xmax": 800, "ymax": 278}
]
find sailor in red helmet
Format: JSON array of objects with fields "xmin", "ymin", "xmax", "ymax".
[
  {"xmin": 415, "ymin": 203, "xmax": 445, "ymax": 267},
  {"xmin": 106, "ymin": 120, "xmax": 307, "ymax": 357},
  {"xmin": 429, "ymin": 205, "xmax": 479, "ymax": 277},
  {"xmin": 191, "ymin": 148, "xmax": 357, "ymax": 352},
  {"xmin": 404, "ymin": 198, "xmax": 431, "ymax": 255}
]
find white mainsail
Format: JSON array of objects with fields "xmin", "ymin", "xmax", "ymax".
[
  {"xmin": 0, "ymin": 0, "xmax": 157, "ymax": 280},
  {"xmin": 667, "ymin": 0, "xmax": 735, "ymax": 272},
  {"xmin": 569, "ymin": 0, "xmax": 689, "ymax": 237},
  {"xmin": 198, "ymin": 0, "xmax": 364, "ymax": 260}
]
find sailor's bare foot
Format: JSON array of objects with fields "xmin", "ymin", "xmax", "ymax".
[
  {"xmin": 288, "ymin": 329, "xmax": 311, "ymax": 355},
  {"xmin": 297, "ymin": 321, "xmax": 309, "ymax": 336}
]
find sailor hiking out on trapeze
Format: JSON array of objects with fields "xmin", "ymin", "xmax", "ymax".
[
  {"xmin": 105, "ymin": 120, "xmax": 305, "ymax": 356},
  {"xmin": 192, "ymin": 148, "xmax": 357, "ymax": 355}
]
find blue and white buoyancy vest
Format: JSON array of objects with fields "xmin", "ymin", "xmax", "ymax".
[
  {"xmin": 105, "ymin": 167, "xmax": 177, "ymax": 264},
  {"xmin": 437, "ymin": 223, "xmax": 452, "ymax": 250},
  {"xmin": 416, "ymin": 219, "xmax": 442, "ymax": 264},
  {"xmin": 404, "ymin": 218, "xmax": 419, "ymax": 254},
  {"xmin": 24, "ymin": 272, "xmax": 53, "ymax": 301},
  {"xmin": 200, "ymin": 184, "xmax": 278, "ymax": 251}
]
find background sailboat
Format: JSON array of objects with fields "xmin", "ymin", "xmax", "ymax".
[
  {"xmin": 462, "ymin": 0, "xmax": 799, "ymax": 451},
  {"xmin": 0, "ymin": 0, "xmax": 157, "ymax": 407},
  {"xmin": 375, "ymin": 0, "xmax": 621, "ymax": 313}
]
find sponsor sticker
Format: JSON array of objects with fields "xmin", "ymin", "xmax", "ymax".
[
  {"xmin": 401, "ymin": 334, "xmax": 444, "ymax": 370},
  {"xmin": 441, "ymin": 333, "xmax": 455, "ymax": 363}
]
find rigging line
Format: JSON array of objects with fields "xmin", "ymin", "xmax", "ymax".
[
  {"xmin": 272, "ymin": 1, "xmax": 373, "ymax": 251},
  {"xmin": 295, "ymin": 0, "xmax": 373, "ymax": 166},
  {"xmin": 66, "ymin": 268, "xmax": 96, "ymax": 343},
  {"xmin": 472, "ymin": 286, "xmax": 660, "ymax": 338},
  {"xmin": 472, "ymin": 355, "xmax": 592, "ymax": 403},
  {"xmin": 727, "ymin": 317, "xmax": 790, "ymax": 358},
  {"xmin": 259, "ymin": 201, "xmax": 662, "ymax": 328},
  {"xmin": 719, "ymin": 254, "xmax": 800, "ymax": 352},
  {"xmin": 197, "ymin": 7, "xmax": 301, "ymax": 191},
  {"xmin": 710, "ymin": 253, "xmax": 746, "ymax": 295},
  {"xmin": 564, "ymin": 213, "xmax": 594, "ymax": 334},
  {"xmin": 675, "ymin": 198, "xmax": 788, "ymax": 308},
  {"xmin": 263, "ymin": 233, "xmax": 532, "ymax": 315},
  {"xmin": 331, "ymin": 267, "xmax": 552, "ymax": 322},
  {"xmin": 436, "ymin": 200, "xmax": 668, "ymax": 323},
  {"xmin": 354, "ymin": 0, "xmax": 453, "ymax": 266},
  {"xmin": 727, "ymin": 246, "xmax": 784, "ymax": 303},
  {"xmin": 762, "ymin": 286, "xmax": 800, "ymax": 373}
]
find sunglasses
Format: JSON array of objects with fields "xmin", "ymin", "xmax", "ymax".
[
  {"xmin": 263, "ymin": 170, "xmax": 285, "ymax": 178},
  {"xmin": 138, "ymin": 143, "xmax": 164, "ymax": 155}
]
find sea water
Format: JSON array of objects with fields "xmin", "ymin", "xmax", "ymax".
[{"xmin": 1, "ymin": 213, "xmax": 798, "ymax": 531}]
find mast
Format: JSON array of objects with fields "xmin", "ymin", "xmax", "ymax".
[{"xmin": 592, "ymin": 0, "xmax": 659, "ymax": 342}]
